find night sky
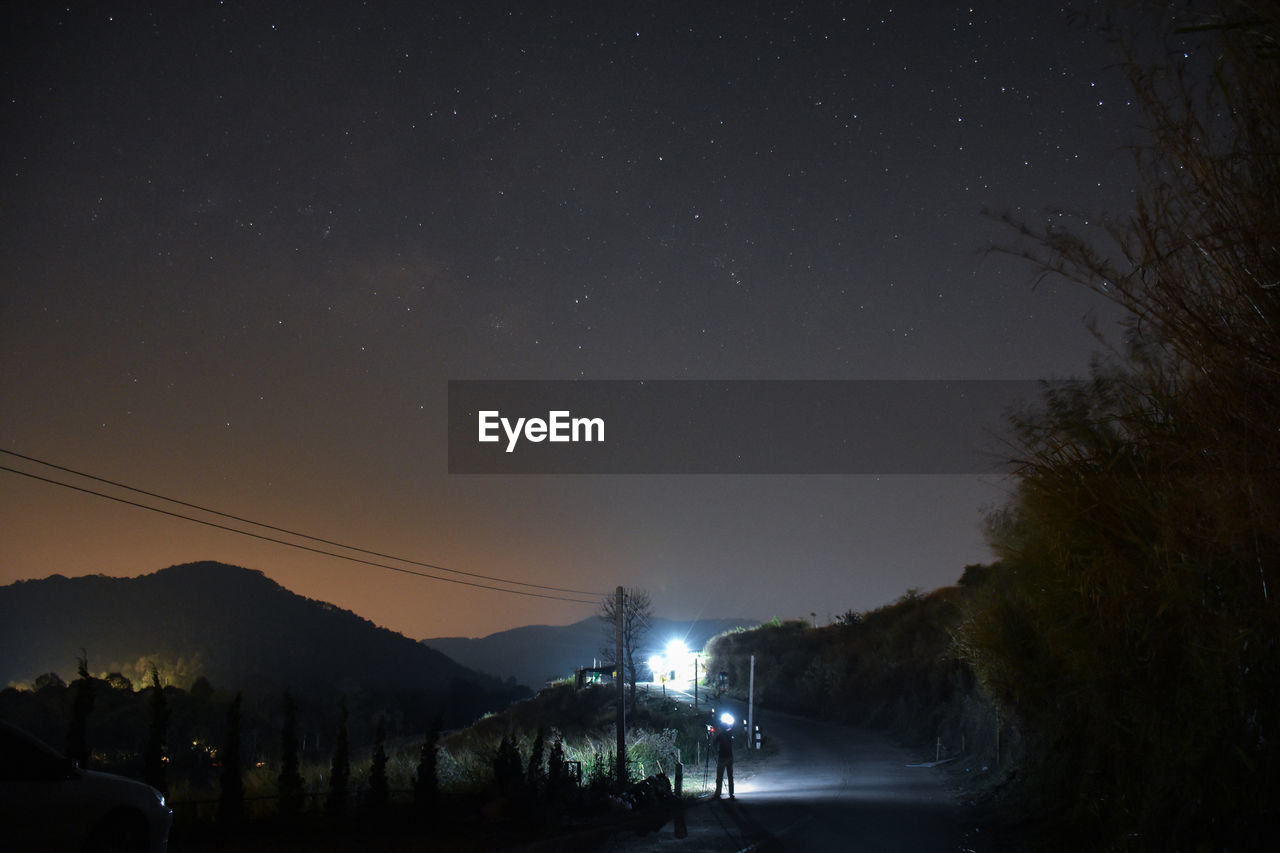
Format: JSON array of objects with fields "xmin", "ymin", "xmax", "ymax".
[{"xmin": 2, "ymin": 1, "xmax": 1140, "ymax": 639}]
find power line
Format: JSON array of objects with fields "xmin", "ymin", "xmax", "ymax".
[
  {"xmin": 1, "ymin": 449, "xmax": 602, "ymax": 596},
  {"xmin": 0, "ymin": 463, "xmax": 597, "ymax": 604},
  {"xmin": 0, "ymin": 453, "xmax": 605, "ymax": 603}
]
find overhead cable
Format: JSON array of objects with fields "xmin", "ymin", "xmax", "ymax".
[{"xmin": 0, "ymin": 452, "xmax": 604, "ymax": 604}]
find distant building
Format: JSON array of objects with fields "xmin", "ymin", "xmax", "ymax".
[{"xmin": 574, "ymin": 665, "xmax": 617, "ymax": 690}]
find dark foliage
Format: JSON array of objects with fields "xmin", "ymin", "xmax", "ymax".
[
  {"xmin": 142, "ymin": 664, "xmax": 169, "ymax": 794},
  {"xmin": 705, "ymin": 593, "xmax": 984, "ymax": 751},
  {"xmin": 325, "ymin": 696, "xmax": 350, "ymax": 816},
  {"xmin": 413, "ymin": 714, "xmax": 441, "ymax": 808},
  {"xmin": 964, "ymin": 3, "xmax": 1280, "ymax": 848},
  {"xmin": 547, "ymin": 735, "xmax": 567, "ymax": 798},
  {"xmin": 492, "ymin": 733, "xmax": 524, "ymax": 795},
  {"xmin": 218, "ymin": 692, "xmax": 244, "ymax": 825},
  {"xmin": 367, "ymin": 716, "xmax": 389, "ymax": 809},
  {"xmin": 525, "ymin": 725, "xmax": 546, "ymax": 793},
  {"xmin": 277, "ymin": 691, "xmax": 304, "ymax": 817},
  {"xmin": 65, "ymin": 652, "xmax": 95, "ymax": 767},
  {"xmin": 585, "ymin": 750, "xmax": 616, "ymax": 792}
]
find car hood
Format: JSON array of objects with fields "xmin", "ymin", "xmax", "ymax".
[{"xmin": 79, "ymin": 769, "xmax": 169, "ymax": 811}]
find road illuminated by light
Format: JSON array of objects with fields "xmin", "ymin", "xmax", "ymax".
[{"xmin": 599, "ymin": 708, "xmax": 969, "ymax": 851}]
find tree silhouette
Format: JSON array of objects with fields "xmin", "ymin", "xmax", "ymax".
[
  {"xmin": 967, "ymin": 4, "xmax": 1280, "ymax": 848},
  {"xmin": 142, "ymin": 664, "xmax": 169, "ymax": 795},
  {"xmin": 492, "ymin": 733, "xmax": 523, "ymax": 795},
  {"xmin": 414, "ymin": 714, "xmax": 441, "ymax": 809},
  {"xmin": 325, "ymin": 696, "xmax": 350, "ymax": 816},
  {"xmin": 33, "ymin": 672, "xmax": 65, "ymax": 691},
  {"xmin": 598, "ymin": 587, "xmax": 653, "ymax": 712},
  {"xmin": 65, "ymin": 652, "xmax": 95, "ymax": 767},
  {"xmin": 190, "ymin": 675, "xmax": 215, "ymax": 703},
  {"xmin": 525, "ymin": 725, "xmax": 546, "ymax": 795},
  {"xmin": 277, "ymin": 691, "xmax": 305, "ymax": 817},
  {"xmin": 218, "ymin": 692, "xmax": 244, "ymax": 825},
  {"xmin": 547, "ymin": 734, "xmax": 567, "ymax": 800},
  {"xmin": 368, "ymin": 716, "xmax": 389, "ymax": 809}
]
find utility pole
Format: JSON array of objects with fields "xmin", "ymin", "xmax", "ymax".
[
  {"xmin": 615, "ymin": 585, "xmax": 626, "ymax": 786},
  {"xmin": 693, "ymin": 654, "xmax": 699, "ymax": 709},
  {"xmin": 747, "ymin": 655, "xmax": 755, "ymax": 749}
]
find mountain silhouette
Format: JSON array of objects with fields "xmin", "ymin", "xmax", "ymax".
[
  {"xmin": 423, "ymin": 616, "xmax": 758, "ymax": 689},
  {"xmin": 0, "ymin": 561, "xmax": 500, "ymax": 695}
]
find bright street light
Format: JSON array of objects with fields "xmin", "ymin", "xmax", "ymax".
[{"xmin": 649, "ymin": 638, "xmax": 695, "ymax": 684}]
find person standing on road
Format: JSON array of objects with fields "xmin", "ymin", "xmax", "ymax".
[{"xmin": 715, "ymin": 715, "xmax": 735, "ymax": 799}]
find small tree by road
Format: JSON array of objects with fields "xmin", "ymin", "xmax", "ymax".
[{"xmin": 599, "ymin": 587, "xmax": 652, "ymax": 712}]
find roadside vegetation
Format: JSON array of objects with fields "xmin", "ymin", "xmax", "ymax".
[
  {"xmin": 961, "ymin": 4, "xmax": 1279, "ymax": 848},
  {"xmin": 0, "ymin": 664, "xmax": 704, "ymax": 850},
  {"xmin": 704, "ymin": 586, "xmax": 999, "ymax": 768},
  {"xmin": 710, "ymin": 4, "xmax": 1279, "ymax": 850}
]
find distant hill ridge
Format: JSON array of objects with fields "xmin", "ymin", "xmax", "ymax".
[
  {"xmin": 423, "ymin": 616, "xmax": 759, "ymax": 689},
  {"xmin": 0, "ymin": 561, "xmax": 497, "ymax": 694}
]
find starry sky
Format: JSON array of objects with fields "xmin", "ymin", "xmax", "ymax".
[{"xmin": 1, "ymin": 1, "xmax": 1140, "ymax": 639}]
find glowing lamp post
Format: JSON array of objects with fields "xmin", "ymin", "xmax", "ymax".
[
  {"xmin": 665, "ymin": 639, "xmax": 689, "ymax": 683},
  {"xmin": 649, "ymin": 639, "xmax": 694, "ymax": 686}
]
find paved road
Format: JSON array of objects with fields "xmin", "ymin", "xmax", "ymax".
[{"xmin": 594, "ymin": 708, "xmax": 971, "ymax": 852}]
